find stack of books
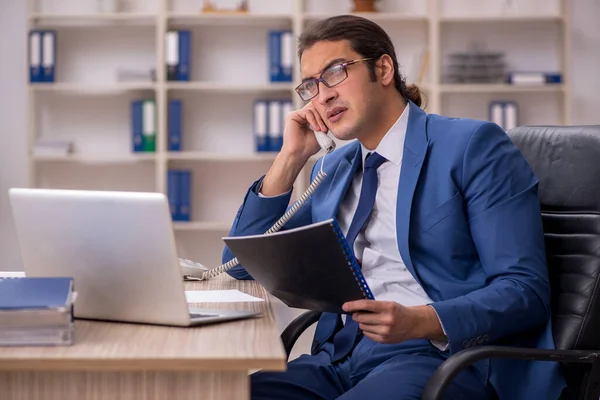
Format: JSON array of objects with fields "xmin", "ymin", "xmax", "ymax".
[{"xmin": 0, "ymin": 276, "xmax": 76, "ymax": 346}]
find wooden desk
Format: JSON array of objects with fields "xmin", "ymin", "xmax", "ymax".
[{"xmin": 0, "ymin": 275, "xmax": 287, "ymax": 400}]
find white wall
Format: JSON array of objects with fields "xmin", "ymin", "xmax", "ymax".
[
  {"xmin": 571, "ymin": 0, "xmax": 600, "ymax": 124},
  {"xmin": 0, "ymin": 0, "xmax": 28, "ymax": 271},
  {"xmin": 1, "ymin": 0, "xmax": 600, "ymax": 270}
]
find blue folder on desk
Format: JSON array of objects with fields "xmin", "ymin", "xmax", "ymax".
[{"xmin": 0, "ymin": 277, "xmax": 74, "ymax": 311}]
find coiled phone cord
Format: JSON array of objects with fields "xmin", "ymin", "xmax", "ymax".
[{"xmin": 192, "ymin": 153, "xmax": 330, "ymax": 281}]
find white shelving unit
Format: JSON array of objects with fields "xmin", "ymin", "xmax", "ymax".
[{"xmin": 25, "ymin": 0, "xmax": 571, "ymax": 268}]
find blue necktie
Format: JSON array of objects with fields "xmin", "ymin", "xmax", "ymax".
[{"xmin": 332, "ymin": 152, "xmax": 387, "ymax": 362}]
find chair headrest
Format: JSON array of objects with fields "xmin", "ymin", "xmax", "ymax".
[{"xmin": 507, "ymin": 126, "xmax": 600, "ymax": 213}]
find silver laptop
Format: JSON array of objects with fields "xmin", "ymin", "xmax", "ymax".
[{"xmin": 8, "ymin": 188, "xmax": 260, "ymax": 327}]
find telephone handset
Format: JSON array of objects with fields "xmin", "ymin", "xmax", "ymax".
[{"xmin": 179, "ymin": 130, "xmax": 336, "ymax": 281}]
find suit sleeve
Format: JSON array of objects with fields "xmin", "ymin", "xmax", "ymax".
[
  {"xmin": 222, "ymin": 163, "xmax": 318, "ymax": 280},
  {"xmin": 430, "ymin": 122, "xmax": 551, "ymax": 354}
]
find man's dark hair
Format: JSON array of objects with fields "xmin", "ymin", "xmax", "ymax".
[{"xmin": 298, "ymin": 15, "xmax": 423, "ymax": 108}]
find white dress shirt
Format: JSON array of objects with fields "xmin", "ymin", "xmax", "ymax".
[{"xmin": 336, "ymin": 105, "xmax": 433, "ymax": 307}]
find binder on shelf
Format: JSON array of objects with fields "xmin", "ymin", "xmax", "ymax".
[
  {"xmin": 179, "ymin": 170, "xmax": 192, "ymax": 222},
  {"xmin": 281, "ymin": 99, "xmax": 293, "ymax": 131},
  {"xmin": 254, "ymin": 100, "xmax": 268, "ymax": 152},
  {"xmin": 131, "ymin": 100, "xmax": 144, "ymax": 152},
  {"xmin": 268, "ymin": 100, "xmax": 283, "ymax": 152},
  {"xmin": 504, "ymin": 101, "xmax": 518, "ymax": 130},
  {"xmin": 507, "ymin": 72, "xmax": 562, "ymax": 85},
  {"xmin": 489, "ymin": 101, "xmax": 504, "ymax": 128},
  {"xmin": 167, "ymin": 170, "xmax": 180, "ymax": 220},
  {"xmin": 268, "ymin": 30, "xmax": 281, "ymax": 83},
  {"xmin": 280, "ymin": 31, "xmax": 293, "ymax": 82},
  {"xmin": 41, "ymin": 31, "xmax": 56, "ymax": 83},
  {"xmin": 168, "ymin": 169, "xmax": 192, "ymax": 222},
  {"xmin": 268, "ymin": 30, "xmax": 293, "ymax": 82},
  {"xmin": 28, "ymin": 30, "xmax": 42, "ymax": 83},
  {"xmin": 489, "ymin": 100, "xmax": 519, "ymax": 131},
  {"xmin": 142, "ymin": 99, "xmax": 156, "ymax": 152},
  {"xmin": 177, "ymin": 30, "xmax": 191, "ymax": 82},
  {"xmin": 168, "ymin": 99, "xmax": 182, "ymax": 151},
  {"xmin": 223, "ymin": 218, "xmax": 375, "ymax": 313},
  {"xmin": 165, "ymin": 30, "xmax": 179, "ymax": 81}
]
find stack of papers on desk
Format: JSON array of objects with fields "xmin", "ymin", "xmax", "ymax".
[
  {"xmin": 185, "ymin": 290, "xmax": 264, "ymax": 303},
  {"xmin": 0, "ymin": 276, "xmax": 75, "ymax": 346}
]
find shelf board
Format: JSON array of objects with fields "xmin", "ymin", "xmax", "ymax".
[
  {"xmin": 172, "ymin": 221, "xmax": 232, "ymax": 232},
  {"xmin": 168, "ymin": 152, "xmax": 278, "ymax": 162},
  {"xmin": 440, "ymin": 15, "xmax": 564, "ymax": 23},
  {"xmin": 168, "ymin": 13, "xmax": 293, "ymax": 26},
  {"xmin": 440, "ymin": 84, "xmax": 565, "ymax": 94},
  {"xmin": 29, "ymin": 82, "xmax": 156, "ymax": 94},
  {"xmin": 166, "ymin": 82, "xmax": 294, "ymax": 93},
  {"xmin": 302, "ymin": 13, "xmax": 428, "ymax": 23},
  {"xmin": 32, "ymin": 153, "xmax": 157, "ymax": 163},
  {"xmin": 28, "ymin": 13, "xmax": 156, "ymax": 26}
]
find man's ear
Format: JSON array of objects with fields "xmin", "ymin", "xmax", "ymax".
[{"xmin": 377, "ymin": 54, "xmax": 395, "ymax": 86}]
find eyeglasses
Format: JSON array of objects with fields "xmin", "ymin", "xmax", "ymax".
[{"xmin": 295, "ymin": 58, "xmax": 373, "ymax": 101}]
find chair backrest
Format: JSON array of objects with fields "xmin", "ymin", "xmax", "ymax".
[{"xmin": 508, "ymin": 125, "xmax": 600, "ymax": 395}]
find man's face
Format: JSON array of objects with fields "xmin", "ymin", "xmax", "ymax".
[{"xmin": 300, "ymin": 40, "xmax": 379, "ymax": 142}]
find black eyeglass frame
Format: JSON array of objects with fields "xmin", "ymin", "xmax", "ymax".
[{"xmin": 295, "ymin": 57, "xmax": 374, "ymax": 101}]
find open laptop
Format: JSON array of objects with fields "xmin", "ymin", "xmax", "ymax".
[{"xmin": 8, "ymin": 188, "xmax": 260, "ymax": 327}]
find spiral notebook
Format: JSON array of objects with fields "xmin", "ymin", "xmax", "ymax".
[{"xmin": 223, "ymin": 218, "xmax": 374, "ymax": 313}]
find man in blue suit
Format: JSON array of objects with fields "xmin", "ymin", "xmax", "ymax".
[{"xmin": 222, "ymin": 15, "xmax": 565, "ymax": 399}]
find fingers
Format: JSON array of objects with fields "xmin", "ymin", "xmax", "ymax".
[
  {"xmin": 359, "ymin": 323, "xmax": 392, "ymax": 336},
  {"xmin": 296, "ymin": 103, "xmax": 328, "ymax": 132},
  {"xmin": 343, "ymin": 300, "xmax": 385, "ymax": 313},
  {"xmin": 304, "ymin": 108, "xmax": 328, "ymax": 132},
  {"xmin": 351, "ymin": 311, "xmax": 389, "ymax": 325}
]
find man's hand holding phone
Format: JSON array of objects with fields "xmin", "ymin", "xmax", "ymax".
[{"xmin": 260, "ymin": 104, "xmax": 330, "ymax": 196}]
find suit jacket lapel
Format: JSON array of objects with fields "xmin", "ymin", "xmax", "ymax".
[
  {"xmin": 312, "ymin": 141, "xmax": 362, "ymax": 222},
  {"xmin": 396, "ymin": 101, "xmax": 430, "ymax": 283}
]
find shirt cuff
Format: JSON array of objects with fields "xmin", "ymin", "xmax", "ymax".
[
  {"xmin": 428, "ymin": 305, "xmax": 449, "ymax": 351},
  {"xmin": 256, "ymin": 181, "xmax": 293, "ymax": 198}
]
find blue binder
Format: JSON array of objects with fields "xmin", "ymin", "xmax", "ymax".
[
  {"xmin": 41, "ymin": 31, "xmax": 56, "ymax": 83},
  {"xmin": 177, "ymin": 30, "xmax": 191, "ymax": 81},
  {"xmin": 267, "ymin": 100, "xmax": 283, "ymax": 152},
  {"xmin": 507, "ymin": 72, "xmax": 562, "ymax": 85},
  {"xmin": 279, "ymin": 31, "xmax": 293, "ymax": 82},
  {"xmin": 131, "ymin": 100, "xmax": 144, "ymax": 152},
  {"xmin": 0, "ymin": 277, "xmax": 74, "ymax": 311},
  {"xmin": 178, "ymin": 170, "xmax": 192, "ymax": 221},
  {"xmin": 167, "ymin": 169, "xmax": 180, "ymax": 220},
  {"xmin": 28, "ymin": 30, "xmax": 42, "ymax": 83},
  {"xmin": 268, "ymin": 30, "xmax": 282, "ymax": 82},
  {"xmin": 254, "ymin": 100, "xmax": 269, "ymax": 152},
  {"xmin": 168, "ymin": 99, "xmax": 182, "ymax": 151}
]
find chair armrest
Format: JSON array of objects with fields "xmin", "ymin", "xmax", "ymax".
[
  {"xmin": 280, "ymin": 311, "xmax": 321, "ymax": 360},
  {"xmin": 421, "ymin": 346, "xmax": 600, "ymax": 400}
]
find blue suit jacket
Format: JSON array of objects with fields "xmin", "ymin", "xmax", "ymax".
[{"xmin": 222, "ymin": 101, "xmax": 566, "ymax": 399}]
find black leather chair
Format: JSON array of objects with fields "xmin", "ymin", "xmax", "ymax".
[{"xmin": 280, "ymin": 125, "xmax": 600, "ymax": 399}]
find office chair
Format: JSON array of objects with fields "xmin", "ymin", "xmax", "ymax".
[{"xmin": 280, "ymin": 125, "xmax": 600, "ymax": 400}]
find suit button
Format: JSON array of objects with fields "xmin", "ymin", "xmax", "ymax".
[
  {"xmin": 483, "ymin": 334, "xmax": 490, "ymax": 342},
  {"xmin": 476, "ymin": 336, "xmax": 484, "ymax": 344},
  {"xmin": 462, "ymin": 340, "xmax": 470, "ymax": 348}
]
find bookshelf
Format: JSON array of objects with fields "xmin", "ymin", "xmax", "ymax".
[{"xmin": 25, "ymin": 0, "xmax": 571, "ymax": 268}]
